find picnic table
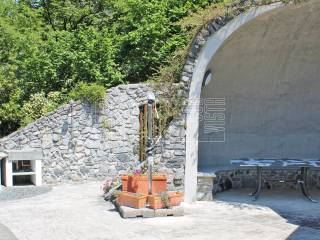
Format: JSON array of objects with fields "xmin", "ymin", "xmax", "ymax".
[{"xmin": 230, "ymin": 159, "xmax": 320, "ymax": 202}]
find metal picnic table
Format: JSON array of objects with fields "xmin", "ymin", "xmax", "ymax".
[{"xmin": 231, "ymin": 159, "xmax": 320, "ymax": 203}]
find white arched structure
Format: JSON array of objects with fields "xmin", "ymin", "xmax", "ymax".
[{"xmin": 184, "ymin": 2, "xmax": 283, "ymax": 203}]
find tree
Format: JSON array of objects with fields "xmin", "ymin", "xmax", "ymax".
[{"xmin": 0, "ymin": 0, "xmax": 220, "ymax": 136}]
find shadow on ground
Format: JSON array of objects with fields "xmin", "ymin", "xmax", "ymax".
[
  {"xmin": 0, "ymin": 186, "xmax": 52, "ymax": 201},
  {"xmin": 214, "ymin": 189, "xmax": 320, "ymax": 240}
]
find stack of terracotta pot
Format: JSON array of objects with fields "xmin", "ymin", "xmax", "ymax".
[{"xmin": 117, "ymin": 175, "xmax": 183, "ymax": 209}]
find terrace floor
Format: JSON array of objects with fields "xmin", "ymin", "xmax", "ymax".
[{"xmin": 0, "ymin": 182, "xmax": 320, "ymax": 240}]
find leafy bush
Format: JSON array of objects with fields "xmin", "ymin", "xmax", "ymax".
[
  {"xmin": 69, "ymin": 82, "xmax": 106, "ymax": 105},
  {"xmin": 0, "ymin": 0, "xmax": 235, "ymax": 135},
  {"xmin": 21, "ymin": 92, "xmax": 64, "ymax": 126}
]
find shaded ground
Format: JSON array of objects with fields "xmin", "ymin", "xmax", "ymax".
[
  {"xmin": 0, "ymin": 182, "xmax": 319, "ymax": 240},
  {"xmin": 214, "ymin": 189, "xmax": 320, "ymax": 240},
  {"xmin": 0, "ymin": 186, "xmax": 52, "ymax": 201}
]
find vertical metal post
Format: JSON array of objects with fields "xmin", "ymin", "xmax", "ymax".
[{"xmin": 147, "ymin": 92, "xmax": 155, "ymax": 195}]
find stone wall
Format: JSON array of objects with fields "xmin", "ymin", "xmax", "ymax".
[
  {"xmin": 214, "ymin": 169, "xmax": 320, "ymax": 190},
  {"xmin": 0, "ymin": 84, "xmax": 186, "ymax": 190}
]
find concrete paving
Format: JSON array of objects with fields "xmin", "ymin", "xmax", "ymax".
[
  {"xmin": 0, "ymin": 186, "xmax": 51, "ymax": 201},
  {"xmin": 215, "ymin": 189, "xmax": 320, "ymax": 240},
  {"xmin": 0, "ymin": 182, "xmax": 319, "ymax": 240},
  {"xmin": 0, "ymin": 223, "xmax": 18, "ymax": 240}
]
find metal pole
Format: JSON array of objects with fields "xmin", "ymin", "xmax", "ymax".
[{"xmin": 146, "ymin": 92, "xmax": 155, "ymax": 195}]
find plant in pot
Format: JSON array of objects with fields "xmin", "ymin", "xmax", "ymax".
[
  {"xmin": 148, "ymin": 191, "xmax": 183, "ymax": 209},
  {"xmin": 160, "ymin": 192, "xmax": 170, "ymax": 208},
  {"xmin": 101, "ymin": 177, "xmax": 122, "ymax": 201},
  {"xmin": 117, "ymin": 192, "xmax": 148, "ymax": 209},
  {"xmin": 121, "ymin": 169, "xmax": 167, "ymax": 195}
]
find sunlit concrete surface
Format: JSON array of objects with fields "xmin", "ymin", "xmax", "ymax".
[
  {"xmin": 1, "ymin": 182, "xmax": 319, "ymax": 240},
  {"xmin": 0, "ymin": 223, "xmax": 18, "ymax": 240}
]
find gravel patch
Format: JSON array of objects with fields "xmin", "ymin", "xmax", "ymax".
[{"xmin": 0, "ymin": 186, "xmax": 52, "ymax": 201}]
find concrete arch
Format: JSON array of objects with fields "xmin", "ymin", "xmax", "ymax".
[{"xmin": 184, "ymin": 2, "xmax": 283, "ymax": 203}]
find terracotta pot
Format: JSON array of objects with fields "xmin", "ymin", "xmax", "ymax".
[
  {"xmin": 147, "ymin": 195, "xmax": 163, "ymax": 209},
  {"xmin": 121, "ymin": 175, "xmax": 129, "ymax": 192},
  {"xmin": 169, "ymin": 192, "xmax": 183, "ymax": 206},
  {"xmin": 148, "ymin": 192, "xmax": 183, "ymax": 209},
  {"xmin": 117, "ymin": 192, "xmax": 147, "ymax": 209},
  {"xmin": 121, "ymin": 175, "xmax": 167, "ymax": 194}
]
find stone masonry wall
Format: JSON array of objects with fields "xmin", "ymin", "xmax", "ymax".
[
  {"xmin": 0, "ymin": 84, "xmax": 186, "ymax": 190},
  {"xmin": 214, "ymin": 169, "xmax": 320, "ymax": 191}
]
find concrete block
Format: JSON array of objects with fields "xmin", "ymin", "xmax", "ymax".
[
  {"xmin": 154, "ymin": 206, "xmax": 184, "ymax": 217},
  {"xmin": 167, "ymin": 206, "xmax": 184, "ymax": 216},
  {"xmin": 5, "ymin": 150, "xmax": 43, "ymax": 161},
  {"xmin": 154, "ymin": 208, "xmax": 168, "ymax": 217},
  {"xmin": 115, "ymin": 201, "xmax": 184, "ymax": 218},
  {"xmin": 141, "ymin": 208, "xmax": 155, "ymax": 218},
  {"xmin": 119, "ymin": 206, "xmax": 143, "ymax": 218}
]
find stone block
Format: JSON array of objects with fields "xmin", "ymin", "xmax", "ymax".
[
  {"xmin": 181, "ymin": 76, "xmax": 190, "ymax": 83},
  {"xmin": 117, "ymin": 153, "xmax": 130, "ymax": 162},
  {"xmin": 119, "ymin": 206, "xmax": 143, "ymax": 218},
  {"xmin": 85, "ymin": 139, "xmax": 100, "ymax": 149},
  {"xmin": 116, "ymin": 201, "xmax": 183, "ymax": 218},
  {"xmin": 53, "ymin": 166, "xmax": 64, "ymax": 176},
  {"xmin": 69, "ymin": 174, "xmax": 82, "ymax": 182},
  {"xmin": 174, "ymin": 150, "xmax": 185, "ymax": 156},
  {"xmin": 207, "ymin": 24, "xmax": 216, "ymax": 34},
  {"xmin": 183, "ymin": 64, "xmax": 193, "ymax": 73},
  {"xmin": 5, "ymin": 149, "xmax": 43, "ymax": 161},
  {"xmin": 154, "ymin": 208, "xmax": 167, "ymax": 217},
  {"xmin": 141, "ymin": 208, "xmax": 155, "ymax": 218},
  {"xmin": 166, "ymin": 206, "xmax": 184, "ymax": 216},
  {"xmin": 89, "ymin": 134, "xmax": 100, "ymax": 140},
  {"xmin": 211, "ymin": 21, "xmax": 221, "ymax": 31},
  {"xmin": 70, "ymin": 165, "xmax": 79, "ymax": 170}
]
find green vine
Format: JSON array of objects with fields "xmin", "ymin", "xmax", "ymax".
[
  {"xmin": 153, "ymin": 82, "xmax": 186, "ymax": 137},
  {"xmin": 160, "ymin": 192, "xmax": 170, "ymax": 208}
]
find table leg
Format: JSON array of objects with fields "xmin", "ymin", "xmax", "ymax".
[
  {"xmin": 249, "ymin": 166, "xmax": 259, "ymax": 196},
  {"xmin": 298, "ymin": 167, "xmax": 318, "ymax": 203},
  {"xmin": 252, "ymin": 166, "xmax": 263, "ymax": 201}
]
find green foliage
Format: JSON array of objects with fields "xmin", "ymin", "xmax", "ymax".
[
  {"xmin": 0, "ymin": 0, "xmax": 223, "ymax": 135},
  {"xmin": 69, "ymin": 82, "xmax": 106, "ymax": 105},
  {"xmin": 0, "ymin": 87, "xmax": 22, "ymax": 136},
  {"xmin": 21, "ymin": 92, "xmax": 65, "ymax": 126},
  {"xmin": 160, "ymin": 192, "xmax": 170, "ymax": 208},
  {"xmin": 101, "ymin": 117, "xmax": 110, "ymax": 130},
  {"xmin": 0, "ymin": 0, "xmax": 292, "ymax": 136}
]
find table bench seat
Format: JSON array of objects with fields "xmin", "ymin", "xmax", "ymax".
[{"xmin": 231, "ymin": 159, "xmax": 320, "ymax": 203}]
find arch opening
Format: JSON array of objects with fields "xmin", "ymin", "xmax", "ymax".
[
  {"xmin": 184, "ymin": 0, "xmax": 320, "ymax": 202},
  {"xmin": 199, "ymin": 0, "xmax": 320, "ymax": 171}
]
